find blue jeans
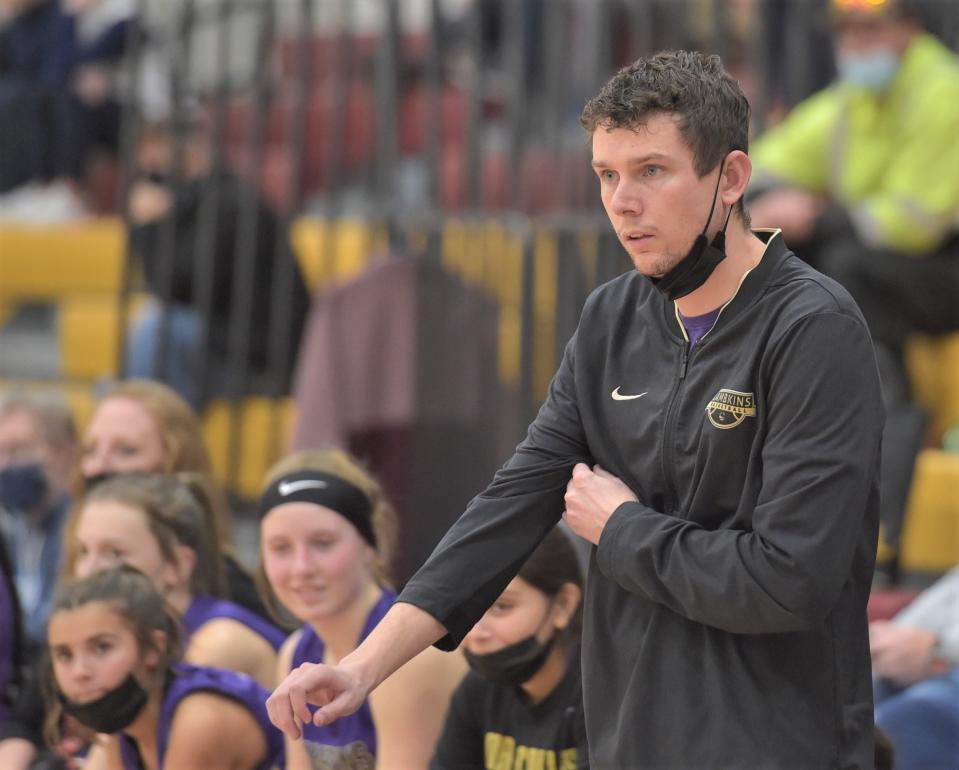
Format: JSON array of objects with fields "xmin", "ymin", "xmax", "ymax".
[
  {"xmin": 875, "ymin": 667, "xmax": 959, "ymax": 770},
  {"xmin": 125, "ymin": 300, "xmax": 202, "ymax": 408}
]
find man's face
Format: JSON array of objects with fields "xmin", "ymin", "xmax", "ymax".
[
  {"xmin": 592, "ymin": 114, "xmax": 723, "ymax": 278},
  {"xmin": 0, "ymin": 410, "xmax": 51, "ymax": 471},
  {"xmin": 0, "ymin": 409, "xmax": 73, "ymax": 506},
  {"xmin": 834, "ymin": 13, "xmax": 911, "ymax": 57},
  {"xmin": 136, "ymin": 127, "xmax": 210, "ymax": 180}
]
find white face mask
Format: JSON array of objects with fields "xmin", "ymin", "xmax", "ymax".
[{"xmin": 837, "ymin": 48, "xmax": 900, "ymax": 91}]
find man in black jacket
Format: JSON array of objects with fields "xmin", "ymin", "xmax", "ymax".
[{"xmin": 268, "ymin": 51, "xmax": 883, "ymax": 768}]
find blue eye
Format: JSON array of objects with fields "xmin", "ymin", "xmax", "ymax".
[{"xmin": 645, "ymin": 165, "xmax": 661, "ymax": 177}]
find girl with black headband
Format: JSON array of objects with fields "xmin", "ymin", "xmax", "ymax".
[{"xmin": 257, "ymin": 449, "xmax": 465, "ymax": 770}]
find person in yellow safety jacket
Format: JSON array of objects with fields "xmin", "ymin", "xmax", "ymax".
[
  {"xmin": 749, "ymin": 0, "xmax": 959, "ymax": 407},
  {"xmin": 751, "ymin": 0, "xmax": 959, "ymax": 579}
]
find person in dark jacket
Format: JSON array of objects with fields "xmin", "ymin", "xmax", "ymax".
[
  {"xmin": 0, "ymin": 0, "xmax": 133, "ymax": 196},
  {"xmin": 125, "ymin": 118, "xmax": 310, "ymax": 407},
  {"xmin": 266, "ymin": 50, "xmax": 883, "ymax": 769},
  {"xmin": 0, "ymin": 0, "xmax": 77, "ymax": 192}
]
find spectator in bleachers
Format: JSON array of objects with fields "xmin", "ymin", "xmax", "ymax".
[
  {"xmin": 64, "ymin": 0, "xmax": 135, "ymax": 177},
  {"xmin": 0, "ymin": 0, "xmax": 134, "ymax": 219},
  {"xmin": 72, "ymin": 473, "xmax": 285, "ymax": 689},
  {"xmin": 0, "ymin": 0, "xmax": 78, "ymax": 202},
  {"xmin": 430, "ymin": 526, "xmax": 587, "ymax": 770},
  {"xmin": 0, "ymin": 392, "xmax": 77, "ymax": 646},
  {"xmin": 870, "ymin": 566, "xmax": 959, "ymax": 769},
  {"xmin": 77, "ymin": 378, "xmax": 269, "ymax": 620},
  {"xmin": 749, "ymin": 0, "xmax": 959, "ymax": 405},
  {"xmin": 125, "ymin": 116, "xmax": 310, "ymax": 408},
  {"xmin": 750, "ymin": 0, "xmax": 956, "ymax": 571},
  {"xmin": 257, "ymin": 449, "xmax": 465, "ymax": 770},
  {"xmin": 45, "ymin": 565, "xmax": 284, "ymax": 769}
]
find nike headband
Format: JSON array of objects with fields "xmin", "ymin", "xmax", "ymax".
[{"xmin": 258, "ymin": 469, "xmax": 377, "ymax": 546}]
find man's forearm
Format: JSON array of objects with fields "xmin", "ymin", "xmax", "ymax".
[{"xmin": 340, "ymin": 601, "xmax": 447, "ymax": 691}]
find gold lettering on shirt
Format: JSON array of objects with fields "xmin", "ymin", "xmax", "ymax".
[{"xmin": 484, "ymin": 732, "xmax": 577, "ymax": 770}]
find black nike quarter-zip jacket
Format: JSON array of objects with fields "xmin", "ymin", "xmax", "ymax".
[{"xmin": 400, "ymin": 230, "xmax": 883, "ymax": 769}]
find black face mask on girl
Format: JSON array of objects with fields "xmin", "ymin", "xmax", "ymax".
[
  {"xmin": 59, "ymin": 673, "xmax": 149, "ymax": 734},
  {"xmin": 464, "ymin": 633, "xmax": 557, "ymax": 688},
  {"xmin": 650, "ymin": 159, "xmax": 734, "ymax": 302},
  {"xmin": 464, "ymin": 601, "xmax": 559, "ymax": 687}
]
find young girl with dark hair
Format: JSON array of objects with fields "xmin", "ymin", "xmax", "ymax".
[
  {"xmin": 430, "ymin": 526, "xmax": 588, "ymax": 770},
  {"xmin": 45, "ymin": 565, "xmax": 283, "ymax": 770},
  {"xmin": 73, "ymin": 474, "xmax": 285, "ymax": 688}
]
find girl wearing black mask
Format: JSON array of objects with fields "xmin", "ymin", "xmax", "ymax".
[
  {"xmin": 431, "ymin": 527, "xmax": 588, "ymax": 770},
  {"xmin": 44, "ymin": 565, "xmax": 283, "ymax": 770}
]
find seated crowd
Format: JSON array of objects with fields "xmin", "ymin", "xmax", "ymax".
[
  {"xmin": 0, "ymin": 378, "xmax": 589, "ymax": 770},
  {"xmin": 1, "ymin": 384, "xmax": 955, "ymax": 770}
]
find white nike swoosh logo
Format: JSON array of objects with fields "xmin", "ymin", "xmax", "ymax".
[
  {"xmin": 611, "ymin": 387, "xmax": 648, "ymax": 401},
  {"xmin": 278, "ymin": 479, "xmax": 329, "ymax": 496}
]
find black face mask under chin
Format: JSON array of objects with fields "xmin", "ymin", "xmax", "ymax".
[
  {"xmin": 59, "ymin": 673, "xmax": 149, "ymax": 734},
  {"xmin": 650, "ymin": 161, "xmax": 734, "ymax": 302}
]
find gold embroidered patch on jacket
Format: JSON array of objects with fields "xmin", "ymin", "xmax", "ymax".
[{"xmin": 706, "ymin": 389, "xmax": 757, "ymax": 429}]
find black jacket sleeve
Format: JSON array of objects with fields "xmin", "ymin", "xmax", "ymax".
[
  {"xmin": 595, "ymin": 311, "xmax": 883, "ymax": 633},
  {"xmin": 398, "ymin": 334, "xmax": 593, "ymax": 649}
]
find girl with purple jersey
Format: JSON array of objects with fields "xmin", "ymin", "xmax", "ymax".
[
  {"xmin": 45, "ymin": 565, "xmax": 283, "ymax": 770},
  {"xmin": 73, "ymin": 474, "xmax": 285, "ymax": 689},
  {"xmin": 257, "ymin": 450, "xmax": 465, "ymax": 770}
]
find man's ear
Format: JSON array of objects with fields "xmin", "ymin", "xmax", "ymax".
[
  {"xmin": 722, "ymin": 150, "xmax": 752, "ymax": 207},
  {"xmin": 551, "ymin": 583, "xmax": 583, "ymax": 630}
]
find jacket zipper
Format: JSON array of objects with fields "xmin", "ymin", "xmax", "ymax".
[
  {"xmin": 660, "ymin": 340, "xmax": 690, "ymax": 516},
  {"xmin": 660, "ymin": 256, "xmax": 758, "ymax": 516}
]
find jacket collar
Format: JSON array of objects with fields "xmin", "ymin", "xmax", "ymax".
[{"xmin": 659, "ymin": 228, "xmax": 790, "ymax": 340}]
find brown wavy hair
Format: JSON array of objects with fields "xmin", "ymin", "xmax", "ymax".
[{"xmin": 580, "ymin": 50, "xmax": 751, "ymax": 222}]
